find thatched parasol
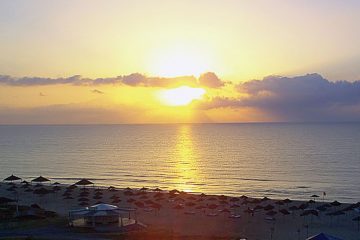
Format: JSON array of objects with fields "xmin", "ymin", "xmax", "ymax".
[
  {"xmin": 75, "ymin": 179, "xmax": 93, "ymax": 188},
  {"xmin": 331, "ymin": 200, "xmax": 341, "ymax": 207},
  {"xmin": 301, "ymin": 209, "xmax": 319, "ymax": 217},
  {"xmin": 264, "ymin": 204, "xmax": 274, "ymax": 211},
  {"xmin": 3, "ymin": 174, "xmax": 21, "ymax": 182},
  {"xmin": 31, "ymin": 176, "xmax": 50, "ymax": 183}
]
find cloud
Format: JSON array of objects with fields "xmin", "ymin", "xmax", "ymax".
[
  {"xmin": 198, "ymin": 72, "xmax": 225, "ymax": 88},
  {"xmin": 91, "ymin": 89, "xmax": 104, "ymax": 94},
  {"xmin": 200, "ymin": 73, "xmax": 360, "ymax": 121},
  {"xmin": 0, "ymin": 75, "xmax": 85, "ymax": 86},
  {"xmin": 0, "ymin": 73, "xmax": 209, "ymax": 88}
]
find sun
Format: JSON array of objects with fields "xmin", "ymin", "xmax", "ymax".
[{"xmin": 158, "ymin": 86, "xmax": 206, "ymax": 106}]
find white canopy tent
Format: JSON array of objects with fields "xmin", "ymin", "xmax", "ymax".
[
  {"xmin": 306, "ymin": 233, "xmax": 343, "ymax": 240},
  {"xmin": 69, "ymin": 203, "xmax": 137, "ymax": 228}
]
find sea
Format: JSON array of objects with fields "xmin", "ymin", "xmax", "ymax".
[{"xmin": 0, "ymin": 123, "xmax": 359, "ymax": 203}]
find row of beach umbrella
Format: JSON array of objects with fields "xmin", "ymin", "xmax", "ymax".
[
  {"xmin": 4, "ymin": 174, "xmax": 51, "ymax": 183},
  {"xmin": 3, "ymin": 174, "xmax": 94, "ymax": 187}
]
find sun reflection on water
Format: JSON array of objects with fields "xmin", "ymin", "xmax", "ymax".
[{"xmin": 173, "ymin": 125, "xmax": 201, "ymax": 193}]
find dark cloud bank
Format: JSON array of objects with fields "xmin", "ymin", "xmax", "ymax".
[
  {"xmin": 201, "ymin": 73, "xmax": 360, "ymax": 122},
  {"xmin": 0, "ymin": 72, "xmax": 224, "ymax": 89}
]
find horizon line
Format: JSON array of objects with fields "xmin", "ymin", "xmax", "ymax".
[{"xmin": 1, "ymin": 121, "xmax": 360, "ymax": 126}]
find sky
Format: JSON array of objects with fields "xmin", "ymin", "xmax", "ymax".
[{"xmin": 0, "ymin": 0, "xmax": 360, "ymax": 124}]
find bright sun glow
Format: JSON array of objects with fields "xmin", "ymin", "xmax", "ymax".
[
  {"xmin": 148, "ymin": 44, "xmax": 212, "ymax": 77},
  {"xmin": 159, "ymin": 86, "xmax": 206, "ymax": 106}
]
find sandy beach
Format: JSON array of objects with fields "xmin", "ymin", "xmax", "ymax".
[{"xmin": 0, "ymin": 180, "xmax": 359, "ymax": 240}]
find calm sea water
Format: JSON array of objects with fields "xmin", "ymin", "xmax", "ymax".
[{"xmin": 0, "ymin": 123, "xmax": 359, "ymax": 202}]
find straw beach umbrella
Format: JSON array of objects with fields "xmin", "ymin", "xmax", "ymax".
[
  {"xmin": 279, "ymin": 209, "xmax": 290, "ymax": 216},
  {"xmin": 298, "ymin": 203, "xmax": 309, "ymax": 210},
  {"xmin": 78, "ymin": 197, "xmax": 89, "ymax": 202},
  {"xmin": 134, "ymin": 201, "xmax": 145, "ymax": 208},
  {"xmin": 67, "ymin": 184, "xmax": 77, "ymax": 190},
  {"xmin": 208, "ymin": 204, "xmax": 219, "ymax": 210},
  {"xmin": 289, "ymin": 205, "xmax": 298, "ymax": 211},
  {"xmin": 93, "ymin": 195, "xmax": 102, "ymax": 200},
  {"xmin": 52, "ymin": 186, "xmax": 61, "ymax": 192},
  {"xmin": 264, "ymin": 204, "xmax": 275, "ymax": 211},
  {"xmin": 79, "ymin": 191, "xmax": 89, "ymax": 197},
  {"xmin": 31, "ymin": 176, "xmax": 50, "ymax": 185},
  {"xmin": 3, "ymin": 174, "xmax": 21, "ymax": 183},
  {"xmin": 331, "ymin": 201, "xmax": 341, "ymax": 207},
  {"xmin": 301, "ymin": 209, "xmax": 319, "ymax": 217},
  {"xmin": 283, "ymin": 198, "xmax": 292, "ymax": 204},
  {"xmin": 21, "ymin": 182, "xmax": 30, "ymax": 188},
  {"xmin": 169, "ymin": 189, "xmax": 181, "ymax": 195},
  {"xmin": 33, "ymin": 187, "xmax": 52, "ymax": 205},
  {"xmin": 229, "ymin": 197, "xmax": 240, "ymax": 202},
  {"xmin": 63, "ymin": 191, "xmax": 72, "ymax": 197},
  {"xmin": 239, "ymin": 195, "xmax": 248, "ymax": 200},
  {"xmin": 311, "ymin": 195, "xmax": 319, "ymax": 201},
  {"xmin": 75, "ymin": 179, "xmax": 93, "ymax": 189},
  {"xmin": 110, "ymin": 194, "xmax": 119, "ymax": 200},
  {"xmin": 261, "ymin": 197, "xmax": 270, "ymax": 202},
  {"xmin": 112, "ymin": 198, "xmax": 121, "ymax": 204},
  {"xmin": 145, "ymin": 199, "xmax": 155, "ymax": 205},
  {"xmin": 301, "ymin": 209, "xmax": 319, "ymax": 224},
  {"xmin": 275, "ymin": 200, "xmax": 284, "ymax": 207}
]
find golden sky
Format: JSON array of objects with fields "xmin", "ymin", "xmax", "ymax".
[{"xmin": 0, "ymin": 0, "xmax": 360, "ymax": 124}]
